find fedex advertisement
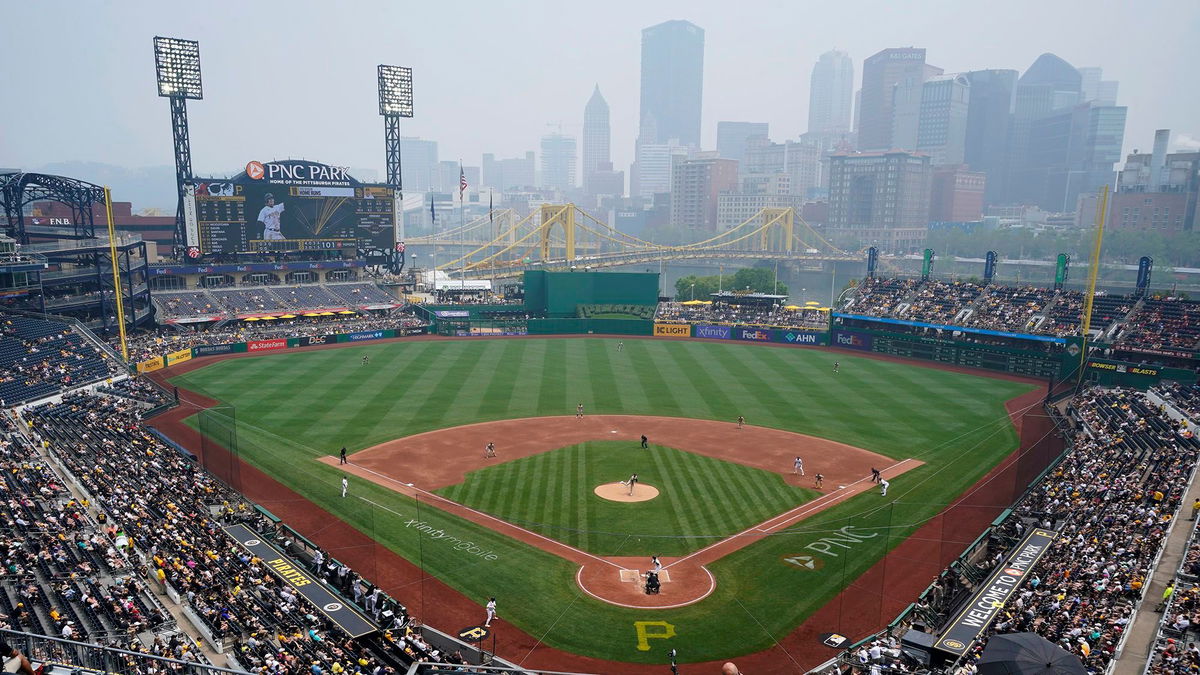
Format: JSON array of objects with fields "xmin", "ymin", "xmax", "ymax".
[
  {"xmin": 833, "ymin": 331, "xmax": 873, "ymax": 351},
  {"xmin": 736, "ymin": 328, "xmax": 772, "ymax": 342}
]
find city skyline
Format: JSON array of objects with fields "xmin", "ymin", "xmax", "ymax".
[{"xmin": 1, "ymin": 1, "xmax": 1198, "ymax": 198}]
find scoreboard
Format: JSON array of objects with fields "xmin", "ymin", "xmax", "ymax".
[{"xmin": 183, "ymin": 160, "xmax": 397, "ymax": 257}]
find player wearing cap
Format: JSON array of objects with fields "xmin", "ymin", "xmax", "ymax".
[{"xmin": 258, "ymin": 193, "xmax": 286, "ymax": 240}]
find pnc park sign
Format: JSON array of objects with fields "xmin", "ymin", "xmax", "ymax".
[{"xmin": 934, "ymin": 528, "xmax": 1056, "ymax": 656}]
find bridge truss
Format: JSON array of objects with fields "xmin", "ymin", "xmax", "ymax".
[{"xmin": 405, "ymin": 204, "xmax": 855, "ymax": 279}]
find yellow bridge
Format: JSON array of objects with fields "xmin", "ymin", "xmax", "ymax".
[{"xmin": 406, "ymin": 204, "xmax": 857, "ymax": 279}]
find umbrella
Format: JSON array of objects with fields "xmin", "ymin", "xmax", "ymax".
[
  {"xmin": 243, "ymin": 317, "xmax": 260, "ymax": 322},
  {"xmin": 278, "ymin": 314, "xmax": 296, "ymax": 319},
  {"xmin": 338, "ymin": 310, "xmax": 357, "ymax": 314},
  {"xmin": 977, "ymin": 633, "xmax": 1087, "ymax": 675},
  {"xmin": 783, "ymin": 305, "xmax": 802, "ymax": 310},
  {"xmin": 680, "ymin": 300, "xmax": 707, "ymax": 305}
]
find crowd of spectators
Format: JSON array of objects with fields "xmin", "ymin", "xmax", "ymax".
[
  {"xmin": 853, "ymin": 386, "xmax": 1199, "ymax": 674},
  {"xmin": 17, "ymin": 391, "xmax": 472, "ymax": 672},
  {"xmin": 1118, "ymin": 298, "xmax": 1200, "ymax": 351},
  {"xmin": 0, "ymin": 314, "xmax": 123, "ymax": 406},
  {"xmin": 843, "ymin": 277, "xmax": 921, "ymax": 317},
  {"xmin": 155, "ymin": 283, "xmax": 401, "ymax": 321},
  {"xmin": 1155, "ymin": 382, "xmax": 1200, "ymax": 423},
  {"xmin": 902, "ymin": 280, "xmax": 985, "ymax": 325},
  {"xmin": 0, "ymin": 408, "xmax": 207, "ymax": 665},
  {"xmin": 655, "ymin": 301, "xmax": 829, "ymax": 329},
  {"xmin": 117, "ymin": 314, "xmax": 427, "ymax": 363}
]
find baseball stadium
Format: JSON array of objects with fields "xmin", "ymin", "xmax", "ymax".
[{"xmin": 2, "ymin": 29, "xmax": 1200, "ymax": 675}]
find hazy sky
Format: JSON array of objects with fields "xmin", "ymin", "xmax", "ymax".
[{"xmin": 2, "ymin": 0, "xmax": 1198, "ymax": 183}]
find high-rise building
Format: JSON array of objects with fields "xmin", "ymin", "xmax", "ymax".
[
  {"xmin": 632, "ymin": 140, "xmax": 690, "ymax": 196},
  {"xmin": 808, "ymin": 50, "xmax": 855, "ymax": 134},
  {"xmin": 399, "ymin": 137, "xmax": 438, "ymax": 192},
  {"xmin": 587, "ymin": 161, "xmax": 625, "ymax": 199},
  {"xmin": 1020, "ymin": 102, "xmax": 1127, "ymax": 212},
  {"xmin": 891, "ymin": 63, "xmax": 945, "ymax": 152},
  {"xmin": 1107, "ymin": 130, "xmax": 1200, "ymax": 232},
  {"xmin": 827, "ymin": 150, "xmax": 932, "ymax": 251},
  {"xmin": 1077, "ymin": 66, "xmax": 1120, "ymax": 106},
  {"xmin": 670, "ymin": 156, "xmax": 738, "ymax": 230},
  {"xmin": 716, "ymin": 122, "xmax": 770, "ymax": 163},
  {"xmin": 540, "ymin": 133, "xmax": 577, "ymax": 191},
  {"xmin": 858, "ymin": 48, "xmax": 937, "ymax": 150},
  {"xmin": 963, "ymin": 69, "xmax": 1017, "ymax": 204},
  {"xmin": 639, "ymin": 20, "xmax": 704, "ymax": 148},
  {"xmin": 1004, "ymin": 53, "xmax": 1083, "ymax": 205},
  {"xmin": 917, "ymin": 74, "xmax": 971, "ymax": 166},
  {"xmin": 743, "ymin": 141, "xmax": 824, "ymax": 198},
  {"xmin": 929, "ymin": 165, "xmax": 986, "ymax": 222},
  {"xmin": 482, "ymin": 152, "xmax": 536, "ymax": 191},
  {"xmin": 436, "ymin": 161, "xmax": 480, "ymax": 195},
  {"xmin": 717, "ymin": 193, "xmax": 806, "ymax": 230},
  {"xmin": 582, "ymin": 85, "xmax": 611, "ymax": 195}
]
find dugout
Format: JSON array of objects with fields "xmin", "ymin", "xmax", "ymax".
[{"xmin": 523, "ymin": 270, "xmax": 658, "ymax": 318}]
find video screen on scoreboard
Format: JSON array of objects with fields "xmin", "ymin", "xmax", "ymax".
[{"xmin": 186, "ymin": 159, "xmax": 396, "ymax": 256}]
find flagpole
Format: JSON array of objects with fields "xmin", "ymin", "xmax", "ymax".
[{"xmin": 459, "ymin": 161, "xmax": 465, "ymax": 293}]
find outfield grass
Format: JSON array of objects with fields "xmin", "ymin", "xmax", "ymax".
[
  {"xmin": 437, "ymin": 441, "xmax": 818, "ymax": 556},
  {"xmin": 172, "ymin": 337, "xmax": 1037, "ymax": 664}
]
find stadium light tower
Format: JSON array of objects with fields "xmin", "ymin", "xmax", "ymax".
[
  {"xmin": 378, "ymin": 65, "xmax": 413, "ymax": 270},
  {"xmin": 153, "ymin": 36, "xmax": 203, "ymax": 259}
]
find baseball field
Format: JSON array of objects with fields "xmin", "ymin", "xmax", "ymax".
[{"xmin": 164, "ymin": 337, "xmax": 1038, "ymax": 668}]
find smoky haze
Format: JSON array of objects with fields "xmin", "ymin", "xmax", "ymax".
[{"xmin": 1, "ymin": 0, "xmax": 1197, "ymax": 205}]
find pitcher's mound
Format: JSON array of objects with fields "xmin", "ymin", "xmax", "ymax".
[{"xmin": 594, "ymin": 482, "xmax": 660, "ymax": 502}]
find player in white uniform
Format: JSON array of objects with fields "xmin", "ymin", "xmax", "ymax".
[{"xmin": 257, "ymin": 193, "xmax": 286, "ymax": 240}]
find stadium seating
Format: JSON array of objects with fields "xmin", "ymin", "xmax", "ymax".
[
  {"xmin": 0, "ymin": 314, "xmax": 123, "ymax": 406},
  {"xmin": 655, "ymin": 301, "xmax": 829, "ymax": 329},
  {"xmin": 1118, "ymin": 298, "xmax": 1200, "ymax": 350},
  {"xmin": 14, "ymin": 391, "xmax": 472, "ymax": 672},
  {"xmin": 153, "ymin": 282, "xmax": 401, "ymax": 321}
]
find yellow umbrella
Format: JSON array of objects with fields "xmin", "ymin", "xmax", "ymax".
[
  {"xmin": 278, "ymin": 314, "xmax": 296, "ymax": 319},
  {"xmin": 338, "ymin": 310, "xmax": 357, "ymax": 315},
  {"xmin": 259, "ymin": 315, "xmax": 277, "ymax": 320},
  {"xmin": 680, "ymin": 300, "xmax": 706, "ymax": 305},
  {"xmin": 319, "ymin": 311, "xmax": 336, "ymax": 316},
  {"xmin": 243, "ymin": 317, "xmax": 260, "ymax": 322},
  {"xmin": 805, "ymin": 300, "xmax": 820, "ymax": 305},
  {"xmin": 302, "ymin": 312, "xmax": 319, "ymax": 317},
  {"xmin": 783, "ymin": 305, "xmax": 801, "ymax": 310}
]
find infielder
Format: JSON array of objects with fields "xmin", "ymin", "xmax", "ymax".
[
  {"xmin": 879, "ymin": 479, "xmax": 890, "ymax": 497},
  {"xmin": 737, "ymin": 415, "xmax": 745, "ymax": 429},
  {"xmin": 793, "ymin": 456, "xmax": 805, "ymax": 475},
  {"xmin": 485, "ymin": 597, "xmax": 497, "ymax": 626},
  {"xmin": 485, "ymin": 442, "xmax": 497, "ymax": 458},
  {"xmin": 576, "ymin": 403, "xmax": 584, "ymax": 419},
  {"xmin": 257, "ymin": 193, "xmax": 286, "ymax": 241},
  {"xmin": 341, "ymin": 476, "xmax": 348, "ymax": 498}
]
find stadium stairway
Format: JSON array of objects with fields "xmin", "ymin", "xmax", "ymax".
[{"xmin": 1110, "ymin": 397, "xmax": 1200, "ymax": 673}]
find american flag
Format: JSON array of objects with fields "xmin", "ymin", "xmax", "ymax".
[{"xmin": 459, "ymin": 164, "xmax": 468, "ymax": 198}]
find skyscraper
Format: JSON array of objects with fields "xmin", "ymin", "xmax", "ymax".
[
  {"xmin": 1005, "ymin": 53, "xmax": 1084, "ymax": 205},
  {"xmin": 399, "ymin": 137, "xmax": 438, "ymax": 192},
  {"xmin": 917, "ymin": 74, "xmax": 971, "ymax": 166},
  {"xmin": 808, "ymin": 50, "xmax": 855, "ymax": 134},
  {"xmin": 540, "ymin": 133, "xmax": 577, "ymax": 191},
  {"xmin": 1022, "ymin": 102, "xmax": 1127, "ymax": 212},
  {"xmin": 482, "ymin": 152, "xmax": 536, "ymax": 191},
  {"xmin": 858, "ymin": 48, "xmax": 937, "ymax": 151},
  {"xmin": 582, "ymin": 85, "xmax": 611, "ymax": 195},
  {"xmin": 1077, "ymin": 67, "xmax": 1120, "ymax": 106},
  {"xmin": 670, "ymin": 156, "xmax": 739, "ymax": 230},
  {"xmin": 827, "ymin": 150, "xmax": 932, "ymax": 251},
  {"xmin": 963, "ymin": 69, "xmax": 1017, "ymax": 203},
  {"xmin": 639, "ymin": 20, "xmax": 704, "ymax": 148},
  {"xmin": 716, "ymin": 121, "xmax": 769, "ymax": 163}
]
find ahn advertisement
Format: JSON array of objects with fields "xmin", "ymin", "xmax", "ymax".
[
  {"xmin": 653, "ymin": 323, "xmax": 691, "ymax": 337},
  {"xmin": 693, "ymin": 324, "xmax": 732, "ymax": 340},
  {"xmin": 247, "ymin": 338, "xmax": 288, "ymax": 353},
  {"xmin": 775, "ymin": 330, "xmax": 827, "ymax": 346},
  {"xmin": 833, "ymin": 330, "xmax": 874, "ymax": 351}
]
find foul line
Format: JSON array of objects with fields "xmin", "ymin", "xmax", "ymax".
[
  {"xmin": 347, "ymin": 461, "xmax": 624, "ymax": 570},
  {"xmin": 668, "ymin": 457, "xmax": 917, "ymax": 569}
]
